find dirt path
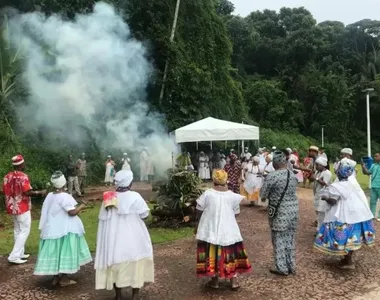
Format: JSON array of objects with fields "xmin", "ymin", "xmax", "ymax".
[{"xmin": 1, "ymin": 187, "xmax": 380, "ymax": 300}]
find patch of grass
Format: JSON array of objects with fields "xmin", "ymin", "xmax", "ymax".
[{"xmin": 0, "ymin": 202, "xmax": 193, "ymax": 255}]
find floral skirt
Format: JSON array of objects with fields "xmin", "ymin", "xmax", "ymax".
[
  {"xmin": 196, "ymin": 241, "xmax": 251, "ymax": 278},
  {"xmin": 34, "ymin": 233, "xmax": 92, "ymax": 275},
  {"xmin": 314, "ymin": 220, "xmax": 375, "ymax": 255}
]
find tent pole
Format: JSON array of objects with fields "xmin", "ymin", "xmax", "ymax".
[
  {"xmin": 196, "ymin": 141, "xmax": 198, "ymax": 150},
  {"xmin": 210, "ymin": 141, "xmax": 213, "ymax": 150}
]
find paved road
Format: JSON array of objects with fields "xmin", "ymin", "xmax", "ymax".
[{"xmin": 0, "ymin": 188, "xmax": 379, "ymax": 300}]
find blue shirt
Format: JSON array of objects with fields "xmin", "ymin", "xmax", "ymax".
[{"xmin": 369, "ymin": 163, "xmax": 380, "ymax": 188}]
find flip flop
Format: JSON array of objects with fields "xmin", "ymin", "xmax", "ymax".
[
  {"xmin": 52, "ymin": 276, "xmax": 61, "ymax": 286},
  {"xmin": 205, "ymin": 281, "xmax": 219, "ymax": 289},
  {"xmin": 59, "ymin": 280, "xmax": 77, "ymax": 287},
  {"xmin": 269, "ymin": 269, "xmax": 289, "ymax": 276},
  {"xmin": 337, "ymin": 264, "xmax": 355, "ymax": 270}
]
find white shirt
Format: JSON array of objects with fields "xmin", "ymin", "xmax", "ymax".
[
  {"xmin": 39, "ymin": 193, "xmax": 85, "ymax": 239},
  {"xmin": 196, "ymin": 189, "xmax": 244, "ymax": 246},
  {"xmin": 324, "ymin": 181, "xmax": 373, "ymax": 224}
]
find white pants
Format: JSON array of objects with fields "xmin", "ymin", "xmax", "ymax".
[
  {"xmin": 8, "ymin": 211, "xmax": 31, "ymax": 261},
  {"xmin": 317, "ymin": 211, "xmax": 325, "ymax": 231},
  {"xmin": 67, "ymin": 176, "xmax": 81, "ymax": 195}
]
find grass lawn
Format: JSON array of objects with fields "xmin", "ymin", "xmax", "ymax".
[{"xmin": 0, "ymin": 202, "xmax": 193, "ymax": 256}]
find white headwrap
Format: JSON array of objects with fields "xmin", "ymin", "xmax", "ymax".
[
  {"xmin": 123, "ymin": 152, "xmax": 128, "ymax": 156},
  {"xmin": 50, "ymin": 171, "xmax": 67, "ymax": 189},
  {"xmin": 340, "ymin": 157, "xmax": 357, "ymax": 168},
  {"xmin": 316, "ymin": 156, "xmax": 328, "ymax": 167},
  {"xmin": 341, "ymin": 148, "xmax": 353, "ymax": 156},
  {"xmin": 252, "ymin": 156, "xmax": 260, "ymax": 163},
  {"xmin": 286, "ymin": 148, "xmax": 292, "ymax": 154},
  {"xmin": 114, "ymin": 170, "xmax": 133, "ymax": 187}
]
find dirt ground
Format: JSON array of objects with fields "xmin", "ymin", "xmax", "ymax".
[{"xmin": 1, "ymin": 186, "xmax": 380, "ymax": 300}]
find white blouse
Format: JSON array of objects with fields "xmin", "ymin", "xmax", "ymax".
[
  {"xmin": 95, "ymin": 191, "xmax": 153, "ymax": 270},
  {"xmin": 324, "ymin": 181, "xmax": 373, "ymax": 224},
  {"xmin": 38, "ymin": 192, "xmax": 85, "ymax": 239},
  {"xmin": 196, "ymin": 189, "xmax": 244, "ymax": 246}
]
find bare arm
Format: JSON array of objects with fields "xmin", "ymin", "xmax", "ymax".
[
  {"xmin": 24, "ymin": 189, "xmax": 47, "ymax": 197},
  {"xmin": 67, "ymin": 204, "xmax": 86, "ymax": 216},
  {"xmin": 362, "ymin": 164, "xmax": 370, "ymax": 175},
  {"xmin": 321, "ymin": 195, "xmax": 337, "ymax": 206}
]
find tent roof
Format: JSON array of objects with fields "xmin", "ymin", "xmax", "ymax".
[{"xmin": 174, "ymin": 117, "xmax": 259, "ymax": 143}]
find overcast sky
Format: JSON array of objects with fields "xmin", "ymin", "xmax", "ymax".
[{"xmin": 231, "ymin": 0, "xmax": 380, "ymax": 25}]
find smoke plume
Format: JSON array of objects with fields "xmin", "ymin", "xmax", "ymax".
[{"xmin": 7, "ymin": 2, "xmax": 178, "ymax": 176}]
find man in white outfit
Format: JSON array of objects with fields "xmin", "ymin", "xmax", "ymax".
[{"xmin": 3, "ymin": 155, "xmax": 46, "ymax": 264}]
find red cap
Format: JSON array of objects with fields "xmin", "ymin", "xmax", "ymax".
[{"xmin": 12, "ymin": 155, "xmax": 24, "ymax": 166}]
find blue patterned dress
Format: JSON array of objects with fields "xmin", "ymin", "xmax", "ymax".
[{"xmin": 314, "ymin": 180, "xmax": 375, "ymax": 255}]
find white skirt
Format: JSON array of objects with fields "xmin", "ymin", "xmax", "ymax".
[{"xmin": 95, "ymin": 256, "xmax": 154, "ymax": 290}]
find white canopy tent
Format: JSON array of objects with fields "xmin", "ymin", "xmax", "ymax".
[{"xmin": 174, "ymin": 117, "xmax": 259, "ymax": 143}]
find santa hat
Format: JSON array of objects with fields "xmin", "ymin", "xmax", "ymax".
[{"xmin": 12, "ymin": 155, "xmax": 24, "ymax": 166}]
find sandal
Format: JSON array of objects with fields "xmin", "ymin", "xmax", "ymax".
[
  {"xmin": 231, "ymin": 284, "xmax": 240, "ymax": 291},
  {"xmin": 269, "ymin": 269, "xmax": 288, "ymax": 276},
  {"xmin": 59, "ymin": 279, "xmax": 77, "ymax": 287},
  {"xmin": 230, "ymin": 277, "xmax": 240, "ymax": 291},
  {"xmin": 205, "ymin": 281, "xmax": 219, "ymax": 289},
  {"xmin": 337, "ymin": 264, "xmax": 355, "ymax": 270}
]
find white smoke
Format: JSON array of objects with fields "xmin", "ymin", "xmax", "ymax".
[{"xmin": 7, "ymin": 2, "xmax": 178, "ymax": 176}]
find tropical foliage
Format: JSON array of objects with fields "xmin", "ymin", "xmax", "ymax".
[{"xmin": 151, "ymin": 169, "xmax": 204, "ymax": 224}]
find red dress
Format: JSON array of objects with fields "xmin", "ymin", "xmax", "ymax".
[{"xmin": 224, "ymin": 163, "xmax": 241, "ymax": 193}]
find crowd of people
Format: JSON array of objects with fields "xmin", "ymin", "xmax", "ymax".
[
  {"xmin": 63, "ymin": 148, "xmax": 154, "ymax": 198},
  {"xmin": 1, "ymin": 144, "xmax": 378, "ymax": 296}
]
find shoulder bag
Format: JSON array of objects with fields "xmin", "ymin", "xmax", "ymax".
[{"xmin": 268, "ymin": 170, "xmax": 290, "ymax": 219}]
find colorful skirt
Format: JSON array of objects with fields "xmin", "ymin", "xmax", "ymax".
[
  {"xmin": 196, "ymin": 241, "xmax": 251, "ymax": 278},
  {"xmin": 314, "ymin": 220, "xmax": 375, "ymax": 255},
  {"xmin": 34, "ymin": 233, "xmax": 92, "ymax": 275},
  {"xmin": 240, "ymin": 185, "xmax": 260, "ymax": 202}
]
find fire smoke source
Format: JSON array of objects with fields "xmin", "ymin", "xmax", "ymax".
[{"xmin": 7, "ymin": 2, "xmax": 178, "ymax": 175}]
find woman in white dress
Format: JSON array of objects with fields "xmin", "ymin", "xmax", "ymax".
[
  {"xmin": 241, "ymin": 156, "xmax": 263, "ymax": 206},
  {"xmin": 34, "ymin": 171, "xmax": 92, "ymax": 286},
  {"xmin": 263, "ymin": 154, "xmax": 275, "ymax": 174},
  {"xmin": 121, "ymin": 153, "xmax": 131, "ymax": 171},
  {"xmin": 195, "ymin": 169, "xmax": 251, "ymax": 290},
  {"xmin": 104, "ymin": 155, "xmax": 116, "ymax": 186},
  {"xmin": 95, "ymin": 170, "xmax": 154, "ymax": 300},
  {"xmin": 314, "ymin": 163, "xmax": 375, "ymax": 269},
  {"xmin": 198, "ymin": 151, "xmax": 210, "ymax": 180}
]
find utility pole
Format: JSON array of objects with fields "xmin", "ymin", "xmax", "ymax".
[
  {"xmin": 362, "ymin": 88, "xmax": 374, "ymax": 189},
  {"xmin": 158, "ymin": 0, "xmax": 181, "ymax": 106}
]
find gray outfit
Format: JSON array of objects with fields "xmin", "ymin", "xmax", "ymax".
[{"xmin": 260, "ymin": 169, "xmax": 299, "ymax": 274}]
